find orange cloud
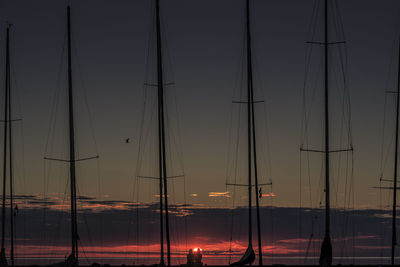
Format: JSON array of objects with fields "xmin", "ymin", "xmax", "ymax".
[
  {"xmin": 261, "ymin": 192, "xmax": 276, "ymax": 198},
  {"xmin": 208, "ymin": 192, "xmax": 231, "ymax": 198}
]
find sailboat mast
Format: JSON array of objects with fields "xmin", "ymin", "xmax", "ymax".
[
  {"xmin": 155, "ymin": 0, "xmax": 171, "ymax": 265},
  {"xmin": 67, "ymin": 6, "xmax": 78, "ymax": 264},
  {"xmin": 6, "ymin": 26, "xmax": 14, "ymax": 267},
  {"xmin": 320, "ymin": 0, "xmax": 332, "ymax": 265},
  {"xmin": 247, "ymin": 0, "xmax": 263, "ymax": 266},
  {"xmin": 246, "ymin": 0, "xmax": 253, "ymax": 249},
  {"xmin": 245, "ymin": 0, "xmax": 263, "ymax": 265},
  {"xmin": 391, "ymin": 41, "xmax": 400, "ymax": 266},
  {"xmin": 156, "ymin": 0, "xmax": 165, "ymax": 263},
  {"xmin": 0, "ymin": 25, "xmax": 10, "ymax": 260},
  {"xmin": 324, "ymin": 0, "xmax": 330, "ymax": 239}
]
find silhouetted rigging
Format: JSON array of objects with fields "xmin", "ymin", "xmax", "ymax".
[
  {"xmin": 226, "ymin": 1, "xmax": 272, "ymax": 266},
  {"xmin": 0, "ymin": 24, "xmax": 15, "ymax": 267}
]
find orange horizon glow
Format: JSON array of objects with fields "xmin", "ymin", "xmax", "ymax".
[{"xmin": 7, "ymin": 239, "xmax": 303, "ymax": 260}]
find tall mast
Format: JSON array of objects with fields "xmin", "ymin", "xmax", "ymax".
[
  {"xmin": 0, "ymin": 25, "xmax": 10, "ymax": 267},
  {"xmin": 245, "ymin": 0, "xmax": 263, "ymax": 265},
  {"xmin": 324, "ymin": 0, "xmax": 330, "ymax": 239},
  {"xmin": 246, "ymin": 0, "xmax": 253, "ymax": 250},
  {"xmin": 391, "ymin": 41, "xmax": 400, "ymax": 266},
  {"xmin": 67, "ymin": 6, "xmax": 78, "ymax": 265},
  {"xmin": 155, "ymin": 0, "xmax": 171, "ymax": 265},
  {"xmin": 239, "ymin": 0, "xmax": 263, "ymax": 266},
  {"xmin": 247, "ymin": 0, "xmax": 263, "ymax": 266},
  {"xmin": 6, "ymin": 26, "xmax": 14, "ymax": 267},
  {"xmin": 320, "ymin": 0, "xmax": 332, "ymax": 265}
]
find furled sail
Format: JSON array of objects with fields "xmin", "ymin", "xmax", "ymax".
[
  {"xmin": 230, "ymin": 246, "xmax": 255, "ymax": 266},
  {"xmin": 0, "ymin": 249, "xmax": 7, "ymax": 267},
  {"xmin": 319, "ymin": 236, "xmax": 332, "ymax": 266}
]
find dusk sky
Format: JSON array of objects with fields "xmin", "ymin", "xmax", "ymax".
[{"xmin": 0, "ymin": 0, "xmax": 399, "ymax": 265}]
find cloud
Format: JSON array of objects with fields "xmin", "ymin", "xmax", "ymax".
[
  {"xmin": 261, "ymin": 192, "xmax": 276, "ymax": 198},
  {"xmin": 1, "ymin": 201, "xmax": 395, "ymax": 265},
  {"xmin": 208, "ymin": 191, "xmax": 231, "ymax": 198}
]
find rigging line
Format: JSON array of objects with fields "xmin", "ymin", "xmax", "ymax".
[
  {"xmin": 380, "ymin": 91, "xmax": 389, "ymax": 176},
  {"xmin": 302, "ymin": 57, "xmax": 325, "ymax": 210},
  {"xmin": 331, "ymin": 58, "xmax": 350, "ymax": 212},
  {"xmin": 300, "ymin": 44, "xmax": 317, "ymax": 145},
  {"xmin": 300, "ymin": 0, "xmax": 320, "ymax": 130},
  {"xmin": 333, "ymin": 3, "xmax": 352, "ymax": 126},
  {"xmin": 301, "ymin": 0, "xmax": 325, "ymax": 146},
  {"xmin": 261, "ymin": 101, "xmax": 272, "ymax": 182},
  {"xmin": 251, "ymin": 36, "xmax": 273, "ymax": 187},
  {"xmin": 165, "ymin": 124, "xmax": 179, "ymax": 262},
  {"xmin": 350, "ymin": 150, "xmax": 355, "ymax": 263},
  {"xmin": 94, "ymin": 160, "xmax": 103, "ymax": 263},
  {"xmin": 9, "ymin": 37, "xmax": 28, "ymax": 265},
  {"xmin": 226, "ymin": 28, "xmax": 245, "ymax": 188},
  {"xmin": 299, "ymin": 3, "xmax": 325, "ymax": 250},
  {"xmin": 381, "ymin": 35, "xmax": 400, "ymax": 180},
  {"xmin": 379, "ymin": 2, "xmax": 400, "ymax": 184},
  {"xmin": 166, "ymin": 90, "xmax": 188, "ymax": 250},
  {"xmin": 128, "ymin": 22, "xmax": 154, "ymax": 257},
  {"xmin": 77, "ymin": 238, "xmax": 91, "ymax": 266},
  {"xmin": 49, "ymin": 177, "xmax": 69, "ymax": 261},
  {"xmin": 302, "ymin": 0, "xmax": 319, "ymax": 106},
  {"xmin": 382, "ymin": 120, "xmax": 397, "ymax": 177},
  {"xmin": 301, "ymin": 56, "xmax": 324, "ymax": 149},
  {"xmin": 299, "ymin": 152, "xmax": 303, "ymax": 264},
  {"xmin": 333, "ymin": 3, "xmax": 353, "ymax": 145},
  {"xmin": 317, "ymin": 156, "xmax": 324, "ymax": 210},
  {"xmin": 76, "ymin": 186, "xmax": 95, "ymax": 261},
  {"xmin": 228, "ymin": 18, "xmax": 247, "ymax": 177},
  {"xmin": 301, "ymin": 0, "xmax": 320, "ymax": 137},
  {"xmin": 228, "ymin": 34, "xmax": 247, "ymax": 265},
  {"xmin": 308, "ymin": 0, "xmax": 320, "ymax": 42},
  {"xmin": 41, "ymin": 26, "xmax": 68, "ymax": 259},
  {"xmin": 269, "ymin": 183, "xmax": 275, "ymax": 263},
  {"xmin": 167, "ymin": 80, "xmax": 188, "ymax": 253},
  {"xmin": 129, "ymin": 4, "xmax": 157, "ymax": 264},
  {"xmin": 44, "ymin": 31, "xmax": 67, "ymax": 157},
  {"xmin": 72, "ymin": 40, "xmax": 99, "ymax": 155},
  {"xmin": 329, "ymin": 66, "xmax": 341, "ymax": 209},
  {"xmin": 300, "ymin": 3, "xmax": 323, "ymax": 219},
  {"xmin": 162, "ymin": 52, "xmax": 186, "ymax": 204},
  {"xmin": 228, "ymin": 27, "xmax": 247, "ymax": 263}
]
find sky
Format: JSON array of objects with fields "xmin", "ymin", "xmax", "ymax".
[{"xmin": 0, "ymin": 0, "xmax": 399, "ymax": 265}]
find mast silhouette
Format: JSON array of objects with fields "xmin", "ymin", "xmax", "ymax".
[
  {"xmin": 245, "ymin": 0, "xmax": 263, "ymax": 265},
  {"xmin": 7, "ymin": 26, "xmax": 14, "ymax": 267},
  {"xmin": 67, "ymin": 6, "xmax": 78, "ymax": 265},
  {"xmin": 300, "ymin": 0, "xmax": 352, "ymax": 264},
  {"xmin": 227, "ymin": 1, "xmax": 266, "ymax": 265},
  {"xmin": 44, "ymin": 6, "xmax": 98, "ymax": 264},
  {"xmin": 320, "ymin": 0, "xmax": 332, "ymax": 265},
  {"xmin": 155, "ymin": 0, "xmax": 171, "ymax": 265},
  {"xmin": 391, "ymin": 41, "xmax": 400, "ymax": 266},
  {"xmin": 0, "ymin": 24, "xmax": 13, "ymax": 267}
]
